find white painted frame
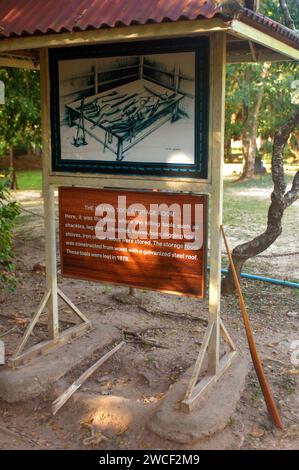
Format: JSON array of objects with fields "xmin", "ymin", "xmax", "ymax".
[{"xmin": 10, "ymin": 31, "xmax": 236, "ymax": 408}]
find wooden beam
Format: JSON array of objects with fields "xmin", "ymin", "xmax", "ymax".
[
  {"xmin": 184, "ymin": 320, "xmax": 215, "ymax": 400},
  {"xmin": 249, "ymin": 41, "xmax": 257, "ymax": 62},
  {"xmin": 182, "ymin": 351, "xmax": 237, "ymax": 411},
  {"xmin": 10, "ymin": 50, "xmax": 39, "ymax": 57},
  {"xmin": 220, "ymin": 319, "xmax": 236, "ymax": 351},
  {"xmin": 52, "ymin": 341, "xmax": 125, "ymax": 415},
  {"xmin": 230, "ymin": 20, "xmax": 299, "ymax": 61},
  {"xmin": 227, "ymin": 49, "xmax": 292, "ymax": 63},
  {"xmin": 227, "ymin": 38, "xmax": 294, "ymax": 63},
  {"xmin": 48, "ymin": 173, "xmax": 212, "ymax": 194},
  {"xmin": 7, "ymin": 322, "xmax": 91, "ymax": 368},
  {"xmin": 0, "ymin": 19, "xmax": 229, "ymax": 53},
  {"xmin": 0, "ymin": 56, "xmax": 39, "ymax": 69},
  {"xmin": 12, "ymin": 290, "xmax": 51, "ymax": 358},
  {"xmin": 57, "ymin": 288, "xmax": 90, "ymax": 324}
]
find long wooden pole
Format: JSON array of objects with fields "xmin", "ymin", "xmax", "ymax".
[{"xmin": 220, "ymin": 225, "xmax": 283, "ymax": 430}]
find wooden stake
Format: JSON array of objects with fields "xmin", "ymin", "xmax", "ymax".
[
  {"xmin": 184, "ymin": 320, "xmax": 215, "ymax": 400},
  {"xmin": 13, "ymin": 289, "xmax": 51, "ymax": 358},
  {"xmin": 129, "ymin": 288, "xmax": 137, "ymax": 296},
  {"xmin": 52, "ymin": 341, "xmax": 125, "ymax": 415},
  {"xmin": 220, "ymin": 225, "xmax": 284, "ymax": 430}
]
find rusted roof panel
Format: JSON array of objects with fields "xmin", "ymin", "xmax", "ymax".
[
  {"xmin": 0, "ymin": 0, "xmax": 220, "ymax": 37},
  {"xmin": 0, "ymin": 1, "xmax": 298, "ymax": 50}
]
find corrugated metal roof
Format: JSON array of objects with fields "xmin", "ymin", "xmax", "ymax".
[
  {"xmin": 0, "ymin": 1, "xmax": 298, "ymax": 49},
  {"xmin": 239, "ymin": 8, "xmax": 299, "ymax": 48},
  {"xmin": 0, "ymin": 0, "xmax": 220, "ymax": 37}
]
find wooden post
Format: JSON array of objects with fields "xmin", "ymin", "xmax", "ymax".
[
  {"xmin": 40, "ymin": 48, "xmax": 59, "ymax": 340},
  {"xmin": 182, "ymin": 32, "xmax": 233, "ymax": 408},
  {"xmin": 10, "ymin": 50, "xmax": 91, "ymax": 364},
  {"xmin": 174, "ymin": 63, "xmax": 180, "ymax": 92},
  {"xmin": 129, "ymin": 288, "xmax": 137, "ymax": 296},
  {"xmin": 139, "ymin": 56, "xmax": 144, "ymax": 79},
  {"xmin": 208, "ymin": 32, "xmax": 226, "ymax": 374},
  {"xmin": 94, "ymin": 62, "xmax": 98, "ymax": 94}
]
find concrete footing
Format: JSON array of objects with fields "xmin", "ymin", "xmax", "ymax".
[
  {"xmin": 148, "ymin": 353, "xmax": 249, "ymax": 444},
  {"xmin": 0, "ymin": 324, "xmax": 120, "ymax": 402}
]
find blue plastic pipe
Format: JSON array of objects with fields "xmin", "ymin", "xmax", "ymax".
[{"xmin": 220, "ymin": 268, "xmax": 299, "ymax": 289}]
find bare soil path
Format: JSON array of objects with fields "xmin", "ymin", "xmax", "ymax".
[{"xmin": 0, "ymin": 184, "xmax": 298, "ymax": 450}]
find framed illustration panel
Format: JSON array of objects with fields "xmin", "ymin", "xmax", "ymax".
[{"xmin": 49, "ymin": 37, "xmax": 209, "ymax": 178}]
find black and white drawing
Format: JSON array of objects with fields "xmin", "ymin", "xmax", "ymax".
[{"xmin": 50, "ymin": 39, "xmax": 209, "ymax": 177}]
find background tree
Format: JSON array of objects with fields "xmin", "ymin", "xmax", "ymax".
[
  {"xmin": 225, "ymin": 66, "xmax": 242, "ymax": 162},
  {"xmin": 0, "ymin": 67, "xmax": 40, "ymax": 189},
  {"xmin": 222, "ymin": 0, "xmax": 299, "ymax": 291},
  {"xmin": 260, "ymin": 0, "xmax": 299, "ymax": 29},
  {"xmin": 224, "ymin": 1, "xmax": 299, "ymax": 179},
  {"xmin": 222, "ymin": 107, "xmax": 299, "ymax": 293},
  {"xmin": 225, "ymin": 63, "xmax": 269, "ymax": 179},
  {"xmin": 259, "ymin": 61, "xmax": 299, "ymax": 156},
  {"xmin": 0, "ymin": 175, "xmax": 20, "ymax": 292}
]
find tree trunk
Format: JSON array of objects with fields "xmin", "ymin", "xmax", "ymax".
[
  {"xmin": 288, "ymin": 131, "xmax": 299, "ymax": 161},
  {"xmin": 27, "ymin": 145, "xmax": 33, "ymax": 159},
  {"xmin": 241, "ymin": 104, "xmax": 252, "ymax": 179},
  {"xmin": 224, "ymin": 138, "xmax": 232, "ymax": 162},
  {"xmin": 9, "ymin": 146, "xmax": 18, "ymax": 190},
  {"xmin": 222, "ymin": 108, "xmax": 299, "ymax": 294},
  {"xmin": 241, "ymin": 129, "xmax": 258, "ymax": 180},
  {"xmin": 241, "ymin": 74, "xmax": 264, "ymax": 180}
]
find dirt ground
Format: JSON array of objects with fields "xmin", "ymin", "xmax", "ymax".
[{"xmin": 0, "ymin": 187, "xmax": 298, "ymax": 450}]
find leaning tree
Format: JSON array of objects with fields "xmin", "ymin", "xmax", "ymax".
[{"xmin": 222, "ymin": 107, "xmax": 299, "ymax": 293}]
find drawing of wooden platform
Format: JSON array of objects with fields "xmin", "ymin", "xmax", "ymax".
[{"xmin": 66, "ymin": 79, "xmax": 184, "ymax": 162}]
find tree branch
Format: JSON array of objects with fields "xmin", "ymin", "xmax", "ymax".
[
  {"xmin": 279, "ymin": 0, "xmax": 296, "ymax": 30},
  {"xmin": 284, "ymin": 170, "xmax": 299, "ymax": 207},
  {"xmin": 272, "ymin": 109, "xmax": 299, "ymax": 197}
]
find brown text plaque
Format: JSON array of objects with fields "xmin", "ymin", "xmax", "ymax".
[{"xmin": 59, "ymin": 188, "xmax": 207, "ymax": 297}]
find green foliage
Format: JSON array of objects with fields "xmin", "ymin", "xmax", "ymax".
[
  {"xmin": 225, "ymin": 1, "xmax": 299, "ymax": 165},
  {"xmin": 259, "ymin": 139, "xmax": 273, "ymax": 156},
  {"xmin": 260, "ymin": 1, "xmax": 299, "ymax": 29},
  {"xmin": 0, "ymin": 67, "xmax": 41, "ymax": 156},
  {"xmin": 259, "ymin": 61, "xmax": 298, "ymax": 137},
  {"xmin": 225, "ymin": 63, "xmax": 298, "ymax": 164},
  {"xmin": 0, "ymin": 174, "xmax": 21, "ymax": 291},
  {"xmin": 225, "ymin": 63, "xmax": 266, "ymax": 138}
]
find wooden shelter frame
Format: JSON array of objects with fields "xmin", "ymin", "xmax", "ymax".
[{"xmin": 1, "ymin": 17, "xmax": 298, "ymax": 408}]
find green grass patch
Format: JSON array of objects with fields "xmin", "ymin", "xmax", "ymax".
[
  {"xmin": 223, "ymin": 195, "xmax": 268, "ymax": 230},
  {"xmin": 16, "ymin": 170, "xmax": 42, "ymax": 190},
  {"xmin": 224, "ymin": 173, "xmax": 296, "ymax": 190},
  {"xmin": 222, "ymin": 171, "xmax": 299, "ymax": 281}
]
